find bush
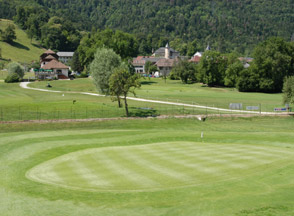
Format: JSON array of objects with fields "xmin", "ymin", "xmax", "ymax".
[
  {"xmin": 5, "ymin": 73, "xmax": 20, "ymax": 83},
  {"xmin": 169, "ymin": 71, "xmax": 180, "ymax": 80},
  {"xmin": 76, "ymin": 71, "xmax": 88, "ymax": 78}
]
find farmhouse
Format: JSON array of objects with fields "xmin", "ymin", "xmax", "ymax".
[{"xmin": 35, "ymin": 49, "xmax": 69, "ymax": 80}]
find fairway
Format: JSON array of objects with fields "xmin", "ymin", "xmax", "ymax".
[
  {"xmin": 27, "ymin": 142, "xmax": 293, "ymax": 192},
  {"xmin": 1, "ymin": 117, "xmax": 294, "ymax": 216}
]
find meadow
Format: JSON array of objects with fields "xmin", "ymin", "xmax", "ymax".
[
  {"xmin": 0, "ymin": 19, "xmax": 44, "ymax": 64},
  {"xmin": 1, "ymin": 117, "xmax": 294, "ymax": 216}
]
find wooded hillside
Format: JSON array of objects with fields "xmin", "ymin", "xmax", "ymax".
[{"xmin": 1, "ymin": 0, "xmax": 294, "ymax": 54}]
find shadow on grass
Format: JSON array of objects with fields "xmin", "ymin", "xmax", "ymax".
[
  {"xmin": 10, "ymin": 41, "xmax": 30, "ymax": 50},
  {"xmin": 129, "ymin": 107, "xmax": 158, "ymax": 117},
  {"xmin": 31, "ymin": 43, "xmax": 42, "ymax": 49},
  {"xmin": 140, "ymin": 81, "xmax": 157, "ymax": 85}
]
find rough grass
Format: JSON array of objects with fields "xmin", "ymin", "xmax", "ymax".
[
  {"xmin": 0, "ymin": 19, "xmax": 44, "ymax": 64},
  {"xmin": 0, "ymin": 117, "xmax": 294, "ymax": 216}
]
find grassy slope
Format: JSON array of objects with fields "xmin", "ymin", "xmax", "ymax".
[
  {"xmin": 0, "ymin": 19, "xmax": 44, "ymax": 64},
  {"xmin": 30, "ymin": 78, "xmax": 283, "ymax": 111},
  {"xmin": 0, "ymin": 117, "xmax": 294, "ymax": 216}
]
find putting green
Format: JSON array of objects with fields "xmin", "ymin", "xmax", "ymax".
[{"xmin": 26, "ymin": 141, "xmax": 294, "ymax": 192}]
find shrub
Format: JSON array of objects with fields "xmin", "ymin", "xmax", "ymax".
[
  {"xmin": 5, "ymin": 73, "xmax": 20, "ymax": 83},
  {"xmin": 7, "ymin": 62, "xmax": 24, "ymax": 79}
]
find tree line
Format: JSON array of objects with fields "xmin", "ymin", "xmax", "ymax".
[{"xmin": 172, "ymin": 37, "xmax": 294, "ymax": 93}]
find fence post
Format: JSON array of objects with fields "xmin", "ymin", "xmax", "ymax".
[
  {"xmin": 19, "ymin": 106, "xmax": 21, "ymax": 120},
  {"xmin": 1, "ymin": 107, "xmax": 3, "ymax": 121}
]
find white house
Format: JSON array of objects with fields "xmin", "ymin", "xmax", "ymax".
[{"xmin": 57, "ymin": 52, "xmax": 74, "ymax": 64}]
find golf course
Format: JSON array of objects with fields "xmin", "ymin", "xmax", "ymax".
[
  {"xmin": 1, "ymin": 78, "xmax": 294, "ymax": 215},
  {"xmin": 1, "ymin": 117, "xmax": 294, "ymax": 216}
]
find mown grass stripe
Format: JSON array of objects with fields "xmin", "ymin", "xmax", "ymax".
[
  {"xmin": 70, "ymin": 156, "xmax": 111, "ymax": 187},
  {"xmin": 90, "ymin": 149, "xmax": 160, "ymax": 188},
  {"xmin": 119, "ymin": 147, "xmax": 193, "ymax": 183},
  {"xmin": 52, "ymin": 161, "xmax": 90, "ymax": 188},
  {"xmin": 99, "ymin": 151, "xmax": 162, "ymax": 188}
]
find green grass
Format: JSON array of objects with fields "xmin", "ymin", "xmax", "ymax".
[
  {"xmin": 1, "ymin": 117, "xmax": 294, "ymax": 215},
  {"xmin": 0, "ymin": 81, "xmax": 235, "ymax": 122},
  {"xmin": 30, "ymin": 78, "xmax": 284, "ymax": 112},
  {"xmin": 0, "ymin": 19, "xmax": 44, "ymax": 64},
  {"xmin": 0, "ymin": 70, "xmax": 7, "ymax": 80}
]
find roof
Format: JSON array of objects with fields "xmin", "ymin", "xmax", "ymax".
[
  {"xmin": 193, "ymin": 52, "xmax": 203, "ymax": 57},
  {"xmin": 44, "ymin": 55, "xmax": 57, "ymax": 60},
  {"xmin": 42, "ymin": 60, "xmax": 69, "ymax": 70},
  {"xmin": 132, "ymin": 56, "xmax": 161, "ymax": 66},
  {"xmin": 156, "ymin": 58, "xmax": 176, "ymax": 67},
  {"xmin": 57, "ymin": 52, "xmax": 74, "ymax": 57},
  {"xmin": 190, "ymin": 56, "xmax": 201, "ymax": 63},
  {"xmin": 153, "ymin": 47, "xmax": 179, "ymax": 55},
  {"xmin": 43, "ymin": 49, "xmax": 56, "ymax": 54}
]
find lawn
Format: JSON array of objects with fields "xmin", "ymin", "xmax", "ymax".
[
  {"xmin": 30, "ymin": 78, "xmax": 284, "ymax": 112},
  {"xmin": 0, "ymin": 81, "xmax": 241, "ymax": 122},
  {"xmin": 0, "ymin": 19, "xmax": 44, "ymax": 64},
  {"xmin": 0, "ymin": 117, "xmax": 294, "ymax": 216}
]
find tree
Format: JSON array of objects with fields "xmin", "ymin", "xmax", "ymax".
[
  {"xmin": 8, "ymin": 62, "xmax": 24, "ymax": 79},
  {"xmin": 172, "ymin": 59, "xmax": 197, "ymax": 84},
  {"xmin": 224, "ymin": 54, "xmax": 244, "ymax": 87},
  {"xmin": 5, "ymin": 62, "xmax": 24, "ymax": 83},
  {"xmin": 90, "ymin": 48, "xmax": 121, "ymax": 94},
  {"xmin": 1, "ymin": 24, "xmax": 16, "ymax": 43},
  {"xmin": 71, "ymin": 51, "xmax": 83, "ymax": 73},
  {"xmin": 198, "ymin": 51, "xmax": 227, "ymax": 86},
  {"xmin": 252, "ymin": 37, "xmax": 294, "ymax": 92},
  {"xmin": 78, "ymin": 29, "xmax": 138, "ymax": 69},
  {"xmin": 282, "ymin": 76, "xmax": 294, "ymax": 105},
  {"xmin": 144, "ymin": 61, "xmax": 157, "ymax": 77},
  {"xmin": 236, "ymin": 67, "xmax": 259, "ymax": 92},
  {"xmin": 109, "ymin": 64, "xmax": 141, "ymax": 117}
]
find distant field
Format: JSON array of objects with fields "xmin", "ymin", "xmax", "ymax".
[
  {"xmin": 1, "ymin": 117, "xmax": 294, "ymax": 216},
  {"xmin": 30, "ymin": 78, "xmax": 283, "ymax": 112},
  {"xmin": 0, "ymin": 19, "xmax": 44, "ymax": 64},
  {"xmin": 0, "ymin": 70, "xmax": 34, "ymax": 80}
]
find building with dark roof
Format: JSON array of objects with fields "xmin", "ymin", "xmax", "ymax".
[
  {"xmin": 152, "ymin": 43, "xmax": 180, "ymax": 59},
  {"xmin": 133, "ymin": 43, "xmax": 182, "ymax": 76},
  {"xmin": 36, "ymin": 49, "xmax": 70, "ymax": 79}
]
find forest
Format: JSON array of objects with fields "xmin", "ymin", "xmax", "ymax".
[{"xmin": 1, "ymin": 0, "xmax": 294, "ymax": 55}]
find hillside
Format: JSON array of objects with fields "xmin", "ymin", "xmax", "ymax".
[
  {"xmin": 1, "ymin": 0, "xmax": 294, "ymax": 54},
  {"xmin": 0, "ymin": 19, "xmax": 44, "ymax": 64}
]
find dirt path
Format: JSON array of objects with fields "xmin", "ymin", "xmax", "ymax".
[{"xmin": 20, "ymin": 82, "xmax": 275, "ymax": 115}]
